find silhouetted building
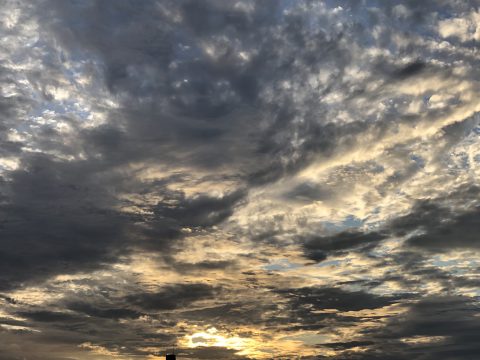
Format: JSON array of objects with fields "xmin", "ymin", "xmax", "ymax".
[{"xmin": 166, "ymin": 344, "xmax": 176, "ymax": 360}]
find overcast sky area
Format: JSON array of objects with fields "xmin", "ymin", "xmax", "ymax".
[{"xmin": 1, "ymin": 1, "xmax": 480, "ymax": 359}]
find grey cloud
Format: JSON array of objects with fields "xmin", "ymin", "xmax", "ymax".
[
  {"xmin": 153, "ymin": 189, "xmax": 246, "ymax": 229},
  {"xmin": 38, "ymin": 0, "xmax": 365, "ymax": 185},
  {"xmin": 301, "ymin": 185, "xmax": 480, "ymax": 263},
  {"xmin": 278, "ymin": 286, "xmax": 398, "ymax": 313},
  {"xmin": 302, "ymin": 231, "xmax": 387, "ymax": 262},
  {"xmin": 181, "ymin": 301, "xmax": 278, "ymax": 327},
  {"xmin": 126, "ymin": 283, "xmax": 219, "ymax": 311},
  {"xmin": 0, "ymin": 154, "xmax": 129, "ymax": 290},
  {"xmin": 136, "ymin": 188, "xmax": 247, "ymax": 254},
  {"xmin": 393, "ymin": 60, "xmax": 427, "ymax": 79},
  {"xmin": 263, "ymin": 286, "xmax": 404, "ymax": 334},
  {"xmin": 1, "ymin": 0, "xmax": 480, "ymax": 359},
  {"xmin": 17, "ymin": 310, "xmax": 82, "ymax": 323},
  {"xmin": 65, "ymin": 302, "xmax": 141, "ymax": 320},
  {"xmin": 389, "ymin": 186, "xmax": 480, "ymax": 251},
  {"xmin": 334, "ymin": 295, "xmax": 480, "ymax": 360},
  {"xmin": 0, "ymin": 141, "xmax": 245, "ymax": 290},
  {"xmin": 406, "ymin": 207, "xmax": 480, "ymax": 250},
  {"xmin": 169, "ymin": 259, "xmax": 237, "ymax": 274},
  {"xmin": 283, "ymin": 182, "xmax": 334, "ymax": 202},
  {"xmin": 321, "ymin": 340, "xmax": 375, "ymax": 351}
]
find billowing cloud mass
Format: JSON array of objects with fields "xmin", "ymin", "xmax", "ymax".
[{"xmin": 1, "ymin": 1, "xmax": 479, "ymax": 359}]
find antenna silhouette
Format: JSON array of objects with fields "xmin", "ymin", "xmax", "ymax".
[{"xmin": 166, "ymin": 344, "xmax": 176, "ymax": 360}]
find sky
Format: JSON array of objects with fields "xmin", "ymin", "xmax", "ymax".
[{"xmin": 1, "ymin": 0, "xmax": 480, "ymax": 359}]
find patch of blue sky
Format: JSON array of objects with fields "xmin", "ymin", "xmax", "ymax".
[
  {"xmin": 431, "ymin": 257, "xmax": 459, "ymax": 268},
  {"xmin": 410, "ymin": 154, "xmax": 425, "ymax": 168},
  {"xmin": 315, "ymin": 259, "xmax": 341, "ymax": 268},
  {"xmin": 26, "ymin": 100, "xmax": 91, "ymax": 132},
  {"xmin": 263, "ymin": 258, "xmax": 343, "ymax": 276},
  {"xmin": 370, "ymin": 164, "xmax": 385, "ymax": 174},
  {"xmin": 262, "ymin": 258, "xmax": 301, "ymax": 271},
  {"xmin": 429, "ymin": 256, "xmax": 480, "ymax": 278},
  {"xmin": 448, "ymin": 152, "xmax": 470, "ymax": 172},
  {"xmin": 322, "ymin": 214, "xmax": 364, "ymax": 233}
]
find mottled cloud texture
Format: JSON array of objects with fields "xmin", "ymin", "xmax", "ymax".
[{"xmin": 1, "ymin": 1, "xmax": 480, "ymax": 359}]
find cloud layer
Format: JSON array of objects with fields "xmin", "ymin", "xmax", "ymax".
[{"xmin": 1, "ymin": 1, "xmax": 479, "ymax": 359}]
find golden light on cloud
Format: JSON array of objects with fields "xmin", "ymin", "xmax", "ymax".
[
  {"xmin": 400, "ymin": 336, "xmax": 449, "ymax": 345},
  {"xmin": 181, "ymin": 326, "xmax": 324, "ymax": 359},
  {"xmin": 181, "ymin": 327, "xmax": 278, "ymax": 359},
  {"xmin": 185, "ymin": 327, "xmax": 250, "ymax": 350}
]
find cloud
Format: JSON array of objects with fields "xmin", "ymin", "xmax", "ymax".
[
  {"xmin": 392, "ymin": 60, "xmax": 427, "ymax": 79},
  {"xmin": 1, "ymin": 0, "xmax": 480, "ymax": 359},
  {"xmin": 0, "ymin": 154, "xmax": 130, "ymax": 290},
  {"xmin": 64, "ymin": 302, "xmax": 141, "ymax": 320},
  {"xmin": 17, "ymin": 310, "xmax": 82, "ymax": 323},
  {"xmin": 302, "ymin": 231, "xmax": 387, "ymax": 262},
  {"xmin": 438, "ymin": 10, "xmax": 480, "ymax": 42},
  {"xmin": 390, "ymin": 185, "xmax": 480, "ymax": 251},
  {"xmin": 328, "ymin": 295, "xmax": 480, "ymax": 360},
  {"xmin": 404, "ymin": 206, "xmax": 480, "ymax": 250},
  {"xmin": 126, "ymin": 283, "xmax": 219, "ymax": 311},
  {"xmin": 183, "ymin": 346, "xmax": 252, "ymax": 360},
  {"xmin": 278, "ymin": 286, "xmax": 399, "ymax": 313},
  {"xmin": 298, "ymin": 185, "xmax": 480, "ymax": 262},
  {"xmin": 153, "ymin": 189, "xmax": 246, "ymax": 229}
]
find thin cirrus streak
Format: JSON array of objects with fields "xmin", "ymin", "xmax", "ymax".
[{"xmin": 0, "ymin": 1, "xmax": 479, "ymax": 359}]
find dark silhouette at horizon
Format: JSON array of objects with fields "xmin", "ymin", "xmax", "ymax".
[{"xmin": 166, "ymin": 345, "xmax": 176, "ymax": 360}]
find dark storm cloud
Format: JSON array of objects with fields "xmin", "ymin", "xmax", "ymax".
[
  {"xmin": 0, "ymin": 134, "xmax": 245, "ymax": 290},
  {"xmin": 300, "ymin": 185, "xmax": 480, "ymax": 262},
  {"xmin": 390, "ymin": 186, "xmax": 480, "ymax": 251},
  {"xmin": 0, "ymin": 154, "xmax": 129, "ymax": 290},
  {"xmin": 135, "ymin": 188, "xmax": 246, "ymax": 255},
  {"xmin": 265, "ymin": 286, "xmax": 405, "ymax": 334},
  {"xmin": 153, "ymin": 189, "xmax": 246, "ymax": 229},
  {"xmin": 38, "ymin": 0, "xmax": 368, "ymax": 184},
  {"xmin": 64, "ymin": 302, "xmax": 141, "ymax": 320},
  {"xmin": 0, "ymin": 0, "xmax": 252, "ymax": 292},
  {"xmin": 0, "ymin": 0, "xmax": 403, "ymax": 293},
  {"xmin": 181, "ymin": 301, "xmax": 278, "ymax": 327},
  {"xmin": 169, "ymin": 259, "xmax": 237, "ymax": 274},
  {"xmin": 302, "ymin": 231, "xmax": 387, "ymax": 262},
  {"xmin": 393, "ymin": 60, "xmax": 427, "ymax": 79},
  {"xmin": 126, "ymin": 283, "xmax": 219, "ymax": 311},
  {"xmin": 404, "ymin": 207, "xmax": 480, "ymax": 250},
  {"xmin": 0, "ymin": 155, "xmax": 244, "ymax": 289},
  {"xmin": 0, "ymin": 316, "xmax": 28, "ymax": 328},
  {"xmin": 0, "ymin": 311, "xmax": 177, "ymax": 360},
  {"xmin": 324, "ymin": 295, "xmax": 480, "ymax": 360},
  {"xmin": 17, "ymin": 310, "xmax": 82, "ymax": 323},
  {"xmin": 278, "ymin": 286, "xmax": 398, "ymax": 313},
  {"xmin": 41, "ymin": 0, "xmax": 269, "ymax": 168},
  {"xmin": 321, "ymin": 340, "xmax": 375, "ymax": 351}
]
